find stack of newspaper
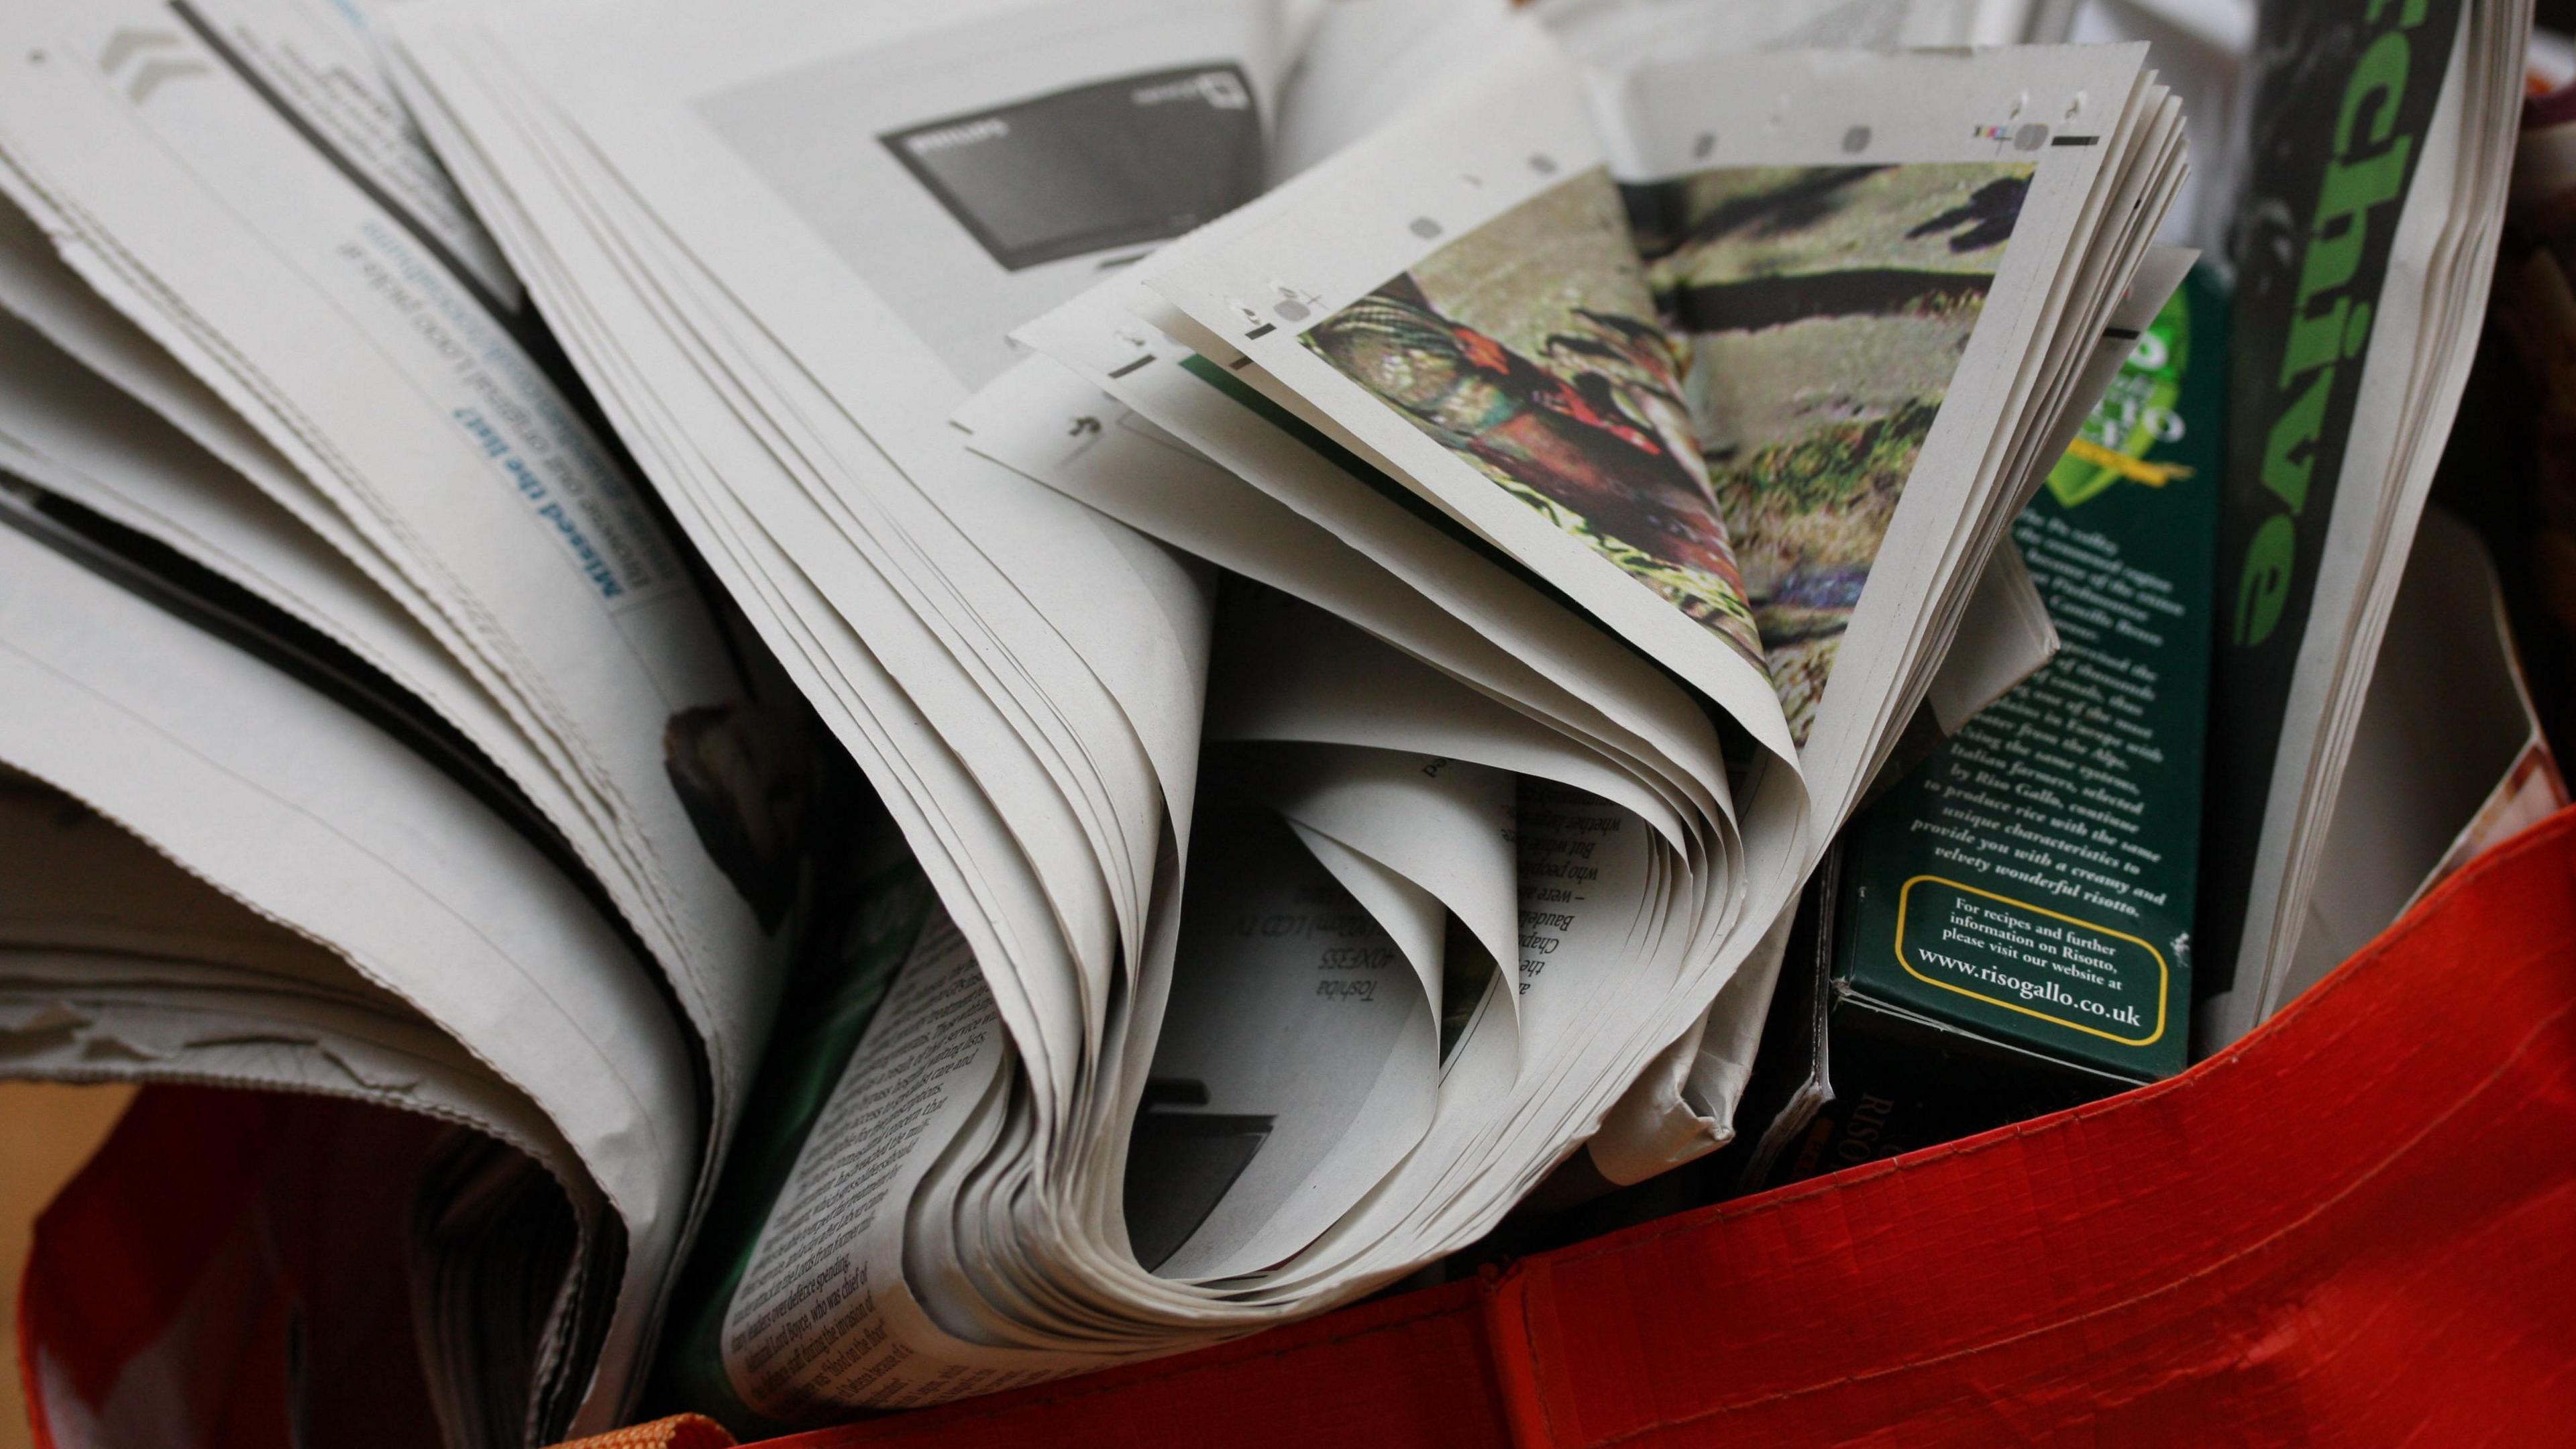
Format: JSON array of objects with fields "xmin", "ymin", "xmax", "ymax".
[
  {"xmin": 392, "ymin": 0, "xmax": 2186, "ymax": 1427},
  {"xmin": 0, "ymin": 0, "xmax": 814, "ymax": 1439},
  {"xmin": 0, "ymin": 0, "xmax": 2236, "ymax": 1440}
]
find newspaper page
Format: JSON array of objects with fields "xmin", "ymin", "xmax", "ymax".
[{"xmin": 174, "ymin": 0, "xmax": 521, "ymax": 305}]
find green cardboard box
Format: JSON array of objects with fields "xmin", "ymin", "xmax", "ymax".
[{"xmin": 1836, "ymin": 262, "xmax": 2224, "ymax": 1075}]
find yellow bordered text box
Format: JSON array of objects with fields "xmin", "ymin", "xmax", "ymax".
[{"xmin": 1893, "ymin": 875, "xmax": 2168, "ymax": 1048}]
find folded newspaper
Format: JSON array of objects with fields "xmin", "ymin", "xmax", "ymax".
[
  {"xmin": 0, "ymin": 0, "xmax": 2193, "ymax": 1440},
  {"xmin": 2194, "ymin": 0, "xmax": 2530, "ymax": 1044},
  {"xmin": 0, "ymin": 0, "xmax": 802, "ymax": 1438}
]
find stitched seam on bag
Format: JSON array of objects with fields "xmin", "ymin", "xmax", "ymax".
[
  {"xmin": 1515, "ymin": 1275, "xmax": 1559, "ymax": 1449},
  {"xmin": 1572, "ymin": 991, "xmax": 2576, "ymax": 1445}
]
